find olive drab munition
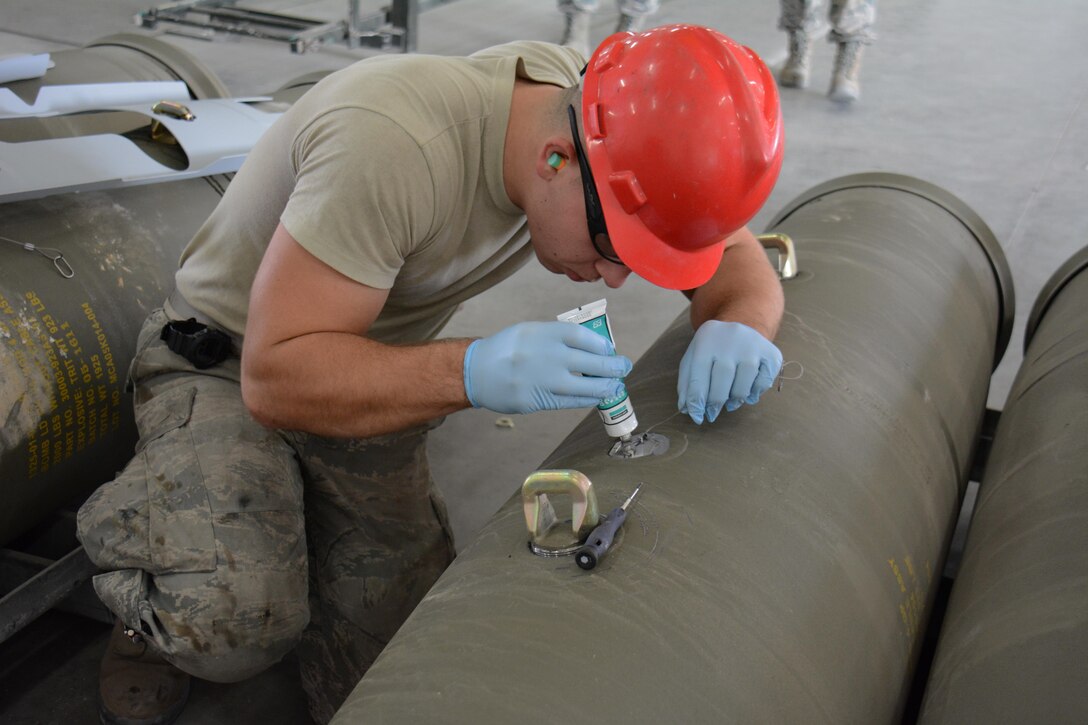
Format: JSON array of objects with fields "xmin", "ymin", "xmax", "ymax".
[
  {"xmin": 0, "ymin": 36, "xmax": 327, "ymax": 546},
  {"xmin": 331, "ymin": 174, "xmax": 1015, "ymax": 725},
  {"xmin": 918, "ymin": 246, "xmax": 1088, "ymax": 725}
]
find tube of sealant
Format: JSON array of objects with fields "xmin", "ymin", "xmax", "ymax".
[{"xmin": 557, "ymin": 298, "xmax": 638, "ymax": 439}]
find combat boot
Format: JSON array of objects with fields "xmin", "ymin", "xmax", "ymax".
[
  {"xmin": 778, "ymin": 30, "xmax": 811, "ymax": 88},
  {"xmin": 829, "ymin": 40, "xmax": 864, "ymax": 103},
  {"xmin": 99, "ymin": 619, "xmax": 191, "ymax": 725},
  {"xmin": 615, "ymin": 12, "xmax": 645, "ymax": 33},
  {"xmin": 560, "ymin": 10, "xmax": 592, "ymax": 60}
]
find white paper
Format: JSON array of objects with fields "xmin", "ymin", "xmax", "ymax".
[
  {"xmin": 0, "ymin": 97, "xmax": 283, "ymax": 203},
  {"xmin": 0, "ymin": 53, "xmax": 53, "ymax": 84},
  {"xmin": 0, "ymin": 80, "xmax": 191, "ymax": 118}
]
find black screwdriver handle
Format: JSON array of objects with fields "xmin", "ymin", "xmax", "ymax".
[{"xmin": 575, "ymin": 507, "xmax": 627, "ymax": 570}]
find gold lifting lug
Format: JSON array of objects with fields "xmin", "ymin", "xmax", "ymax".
[
  {"xmin": 150, "ymin": 100, "xmax": 196, "ymax": 121},
  {"xmin": 149, "ymin": 101, "xmax": 196, "ymax": 145},
  {"xmin": 522, "ymin": 469, "xmax": 600, "ymax": 557},
  {"xmin": 757, "ymin": 233, "xmax": 798, "ymax": 280}
]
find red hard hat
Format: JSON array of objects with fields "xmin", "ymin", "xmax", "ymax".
[{"xmin": 581, "ymin": 25, "xmax": 784, "ymax": 290}]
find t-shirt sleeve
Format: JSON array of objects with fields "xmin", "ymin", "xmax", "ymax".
[{"xmin": 280, "ymin": 107, "xmax": 435, "ymax": 290}]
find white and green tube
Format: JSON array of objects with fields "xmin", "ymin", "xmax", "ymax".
[{"xmin": 557, "ymin": 298, "xmax": 638, "ymax": 439}]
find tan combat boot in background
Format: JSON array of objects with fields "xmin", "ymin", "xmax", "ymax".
[
  {"xmin": 829, "ymin": 40, "xmax": 864, "ymax": 103},
  {"xmin": 99, "ymin": 619, "xmax": 191, "ymax": 725},
  {"xmin": 778, "ymin": 30, "xmax": 812, "ymax": 88}
]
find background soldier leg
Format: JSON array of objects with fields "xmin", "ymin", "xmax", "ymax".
[
  {"xmin": 778, "ymin": 0, "xmax": 821, "ymax": 88},
  {"xmin": 828, "ymin": 0, "xmax": 877, "ymax": 101},
  {"xmin": 558, "ymin": 0, "xmax": 598, "ymax": 57},
  {"xmin": 616, "ymin": 0, "xmax": 660, "ymax": 33}
]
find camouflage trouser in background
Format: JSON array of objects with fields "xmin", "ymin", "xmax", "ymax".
[
  {"xmin": 558, "ymin": 0, "xmax": 659, "ymax": 17},
  {"xmin": 779, "ymin": 0, "xmax": 878, "ymax": 44},
  {"xmin": 76, "ymin": 309, "xmax": 456, "ymax": 724}
]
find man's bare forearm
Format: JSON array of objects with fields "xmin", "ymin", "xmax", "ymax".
[
  {"xmin": 241, "ymin": 333, "xmax": 472, "ymax": 438},
  {"xmin": 687, "ymin": 228, "xmax": 784, "ymax": 339}
]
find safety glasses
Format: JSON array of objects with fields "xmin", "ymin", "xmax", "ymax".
[{"xmin": 567, "ymin": 103, "xmax": 624, "ymax": 266}]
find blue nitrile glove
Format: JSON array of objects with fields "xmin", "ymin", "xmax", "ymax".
[
  {"xmin": 464, "ymin": 321, "xmax": 632, "ymax": 415},
  {"xmin": 677, "ymin": 320, "xmax": 783, "ymax": 424}
]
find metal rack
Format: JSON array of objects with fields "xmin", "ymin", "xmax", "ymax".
[
  {"xmin": 136, "ymin": 0, "xmax": 442, "ymax": 54},
  {"xmin": 1, "ymin": 510, "xmax": 110, "ymax": 645}
]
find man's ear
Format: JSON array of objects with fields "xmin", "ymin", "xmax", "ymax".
[{"xmin": 536, "ymin": 137, "xmax": 576, "ymax": 180}]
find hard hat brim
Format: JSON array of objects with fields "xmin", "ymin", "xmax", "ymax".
[{"xmin": 601, "ymin": 193, "xmax": 727, "ymax": 291}]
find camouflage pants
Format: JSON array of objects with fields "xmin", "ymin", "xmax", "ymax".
[
  {"xmin": 779, "ymin": 0, "xmax": 877, "ymax": 44},
  {"xmin": 558, "ymin": 0, "xmax": 659, "ymax": 16},
  {"xmin": 77, "ymin": 309, "xmax": 456, "ymax": 723}
]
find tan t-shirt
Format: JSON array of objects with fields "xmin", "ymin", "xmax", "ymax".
[{"xmin": 172, "ymin": 41, "xmax": 584, "ymax": 343}]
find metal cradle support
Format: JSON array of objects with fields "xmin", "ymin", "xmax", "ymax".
[{"xmin": 136, "ymin": 0, "xmax": 458, "ymax": 54}]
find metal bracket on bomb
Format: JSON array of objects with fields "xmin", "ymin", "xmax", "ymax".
[
  {"xmin": 522, "ymin": 469, "xmax": 600, "ymax": 557},
  {"xmin": 609, "ymin": 431, "xmax": 669, "ymax": 459},
  {"xmin": 521, "ymin": 469, "xmax": 640, "ymax": 569}
]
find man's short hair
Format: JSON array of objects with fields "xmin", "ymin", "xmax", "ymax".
[{"xmin": 552, "ymin": 84, "xmax": 581, "ymax": 132}]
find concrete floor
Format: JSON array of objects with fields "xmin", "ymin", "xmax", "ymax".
[{"xmin": 1, "ymin": 0, "xmax": 1086, "ymax": 722}]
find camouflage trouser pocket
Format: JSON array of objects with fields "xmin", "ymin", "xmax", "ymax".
[
  {"xmin": 78, "ymin": 382, "xmax": 216, "ymax": 575},
  {"xmin": 78, "ymin": 368, "xmax": 310, "ymax": 682},
  {"xmin": 142, "ymin": 383, "xmax": 218, "ymax": 572}
]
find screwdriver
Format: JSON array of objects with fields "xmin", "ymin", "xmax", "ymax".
[{"xmin": 575, "ymin": 484, "xmax": 642, "ymax": 570}]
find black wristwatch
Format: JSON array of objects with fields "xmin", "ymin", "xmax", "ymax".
[{"xmin": 160, "ymin": 318, "xmax": 232, "ymax": 369}]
